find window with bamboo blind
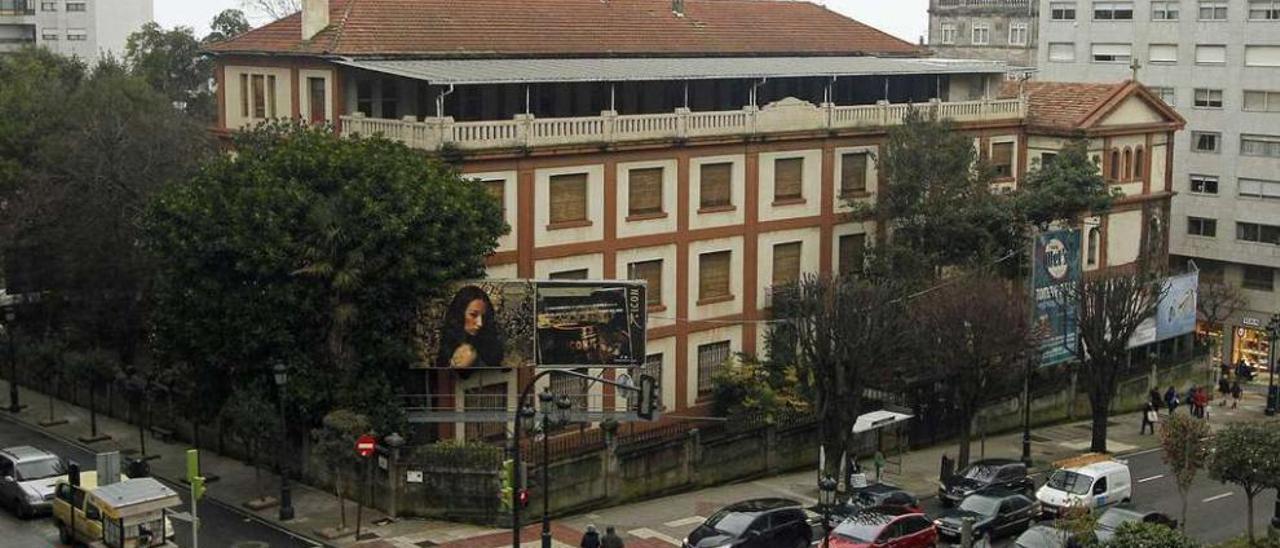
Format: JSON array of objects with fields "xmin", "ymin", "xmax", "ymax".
[
  {"xmin": 697, "ymin": 341, "xmax": 731, "ymax": 393},
  {"xmin": 627, "ymin": 167, "xmax": 664, "ymax": 216},
  {"xmin": 700, "ymin": 162, "xmax": 733, "ymax": 209},
  {"xmin": 772, "ymin": 242, "xmax": 802, "ymax": 287},
  {"xmin": 839, "ymin": 234, "xmax": 866, "ymax": 275},
  {"xmin": 628, "ymin": 259, "xmax": 663, "ymax": 307},
  {"xmin": 774, "ymin": 158, "xmax": 804, "ymax": 201},
  {"xmin": 549, "ymin": 173, "xmax": 588, "ymax": 225},
  {"xmin": 840, "ymin": 152, "xmax": 869, "ymax": 196},
  {"xmin": 549, "ymin": 269, "xmax": 589, "ymax": 280},
  {"xmin": 483, "ymin": 179, "xmax": 505, "ymax": 220},
  {"xmin": 698, "ymin": 251, "xmax": 732, "ymax": 302},
  {"xmin": 991, "ymin": 142, "xmax": 1014, "ymax": 178}
]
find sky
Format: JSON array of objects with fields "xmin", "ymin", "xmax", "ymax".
[{"xmin": 155, "ymin": 0, "xmax": 929, "ymax": 44}]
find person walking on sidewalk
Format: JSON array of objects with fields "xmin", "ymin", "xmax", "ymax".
[
  {"xmin": 601, "ymin": 526, "xmax": 625, "ymax": 548},
  {"xmin": 1165, "ymin": 386, "xmax": 1180, "ymax": 414},
  {"xmin": 1231, "ymin": 381, "xmax": 1242, "ymax": 409},
  {"xmin": 1149, "ymin": 388, "xmax": 1163, "ymax": 415},
  {"xmin": 581, "ymin": 524, "xmax": 602, "ymax": 548},
  {"xmin": 1141, "ymin": 402, "xmax": 1158, "ymax": 434},
  {"xmin": 1219, "ymin": 376, "xmax": 1231, "ymax": 406},
  {"xmin": 1194, "ymin": 387, "xmax": 1209, "ymax": 418}
]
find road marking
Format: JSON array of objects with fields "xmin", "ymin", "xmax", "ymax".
[
  {"xmin": 628, "ymin": 527, "xmax": 683, "ymax": 546},
  {"xmin": 1137, "ymin": 474, "xmax": 1164, "ymax": 483},
  {"xmin": 664, "ymin": 516, "xmax": 706, "ymax": 528},
  {"xmin": 1203, "ymin": 492, "xmax": 1234, "ymax": 503}
]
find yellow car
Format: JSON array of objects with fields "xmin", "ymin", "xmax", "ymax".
[{"xmin": 52, "ymin": 476, "xmax": 180, "ymax": 547}]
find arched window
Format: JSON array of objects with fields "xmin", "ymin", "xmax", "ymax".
[
  {"xmin": 1087, "ymin": 226, "xmax": 1101, "ymax": 266},
  {"xmin": 1123, "ymin": 147, "xmax": 1133, "ymax": 180},
  {"xmin": 1134, "ymin": 146, "xmax": 1145, "ymax": 179},
  {"xmin": 1109, "ymin": 148, "xmax": 1121, "ymax": 180}
]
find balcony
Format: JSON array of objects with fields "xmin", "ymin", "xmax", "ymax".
[
  {"xmin": 340, "ymin": 97, "xmax": 1026, "ymax": 153},
  {"xmin": 0, "ymin": 0, "xmax": 34, "ymax": 16}
]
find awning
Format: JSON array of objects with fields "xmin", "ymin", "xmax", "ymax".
[
  {"xmin": 334, "ymin": 56, "xmax": 1010, "ymax": 85},
  {"xmin": 852, "ymin": 409, "xmax": 914, "ymax": 434}
]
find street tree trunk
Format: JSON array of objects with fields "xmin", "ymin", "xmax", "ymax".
[
  {"xmin": 1090, "ymin": 406, "xmax": 1109, "ymax": 453},
  {"xmin": 1179, "ymin": 488, "xmax": 1188, "ymax": 532},
  {"xmin": 336, "ymin": 468, "xmax": 347, "ymax": 530},
  {"xmin": 1246, "ymin": 493, "xmax": 1255, "ymax": 543},
  {"xmin": 957, "ymin": 401, "xmax": 974, "ymax": 468},
  {"xmin": 88, "ymin": 384, "xmax": 99, "ymax": 437}
]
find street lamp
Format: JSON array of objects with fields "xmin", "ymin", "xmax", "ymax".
[
  {"xmin": 818, "ymin": 475, "xmax": 838, "ymax": 548},
  {"xmin": 538, "ymin": 391, "xmax": 573, "ymax": 548},
  {"xmin": 1265, "ymin": 314, "xmax": 1280, "ymax": 416},
  {"xmin": 4, "ymin": 308, "xmax": 20, "ymax": 414},
  {"xmin": 1021, "ymin": 350, "xmax": 1036, "ymax": 466},
  {"xmin": 273, "ymin": 362, "xmax": 295, "ymax": 521}
]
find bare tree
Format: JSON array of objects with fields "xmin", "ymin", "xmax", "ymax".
[
  {"xmin": 1196, "ymin": 279, "xmax": 1245, "ymax": 334},
  {"xmin": 915, "ymin": 273, "xmax": 1031, "ymax": 467},
  {"xmin": 241, "ymin": 0, "xmax": 300, "ymax": 21}
]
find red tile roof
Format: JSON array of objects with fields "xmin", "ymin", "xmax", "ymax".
[
  {"xmin": 998, "ymin": 80, "xmax": 1129, "ymax": 129},
  {"xmin": 207, "ymin": 0, "xmax": 920, "ymax": 58}
]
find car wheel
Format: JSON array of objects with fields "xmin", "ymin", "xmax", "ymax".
[
  {"xmin": 58, "ymin": 523, "xmax": 73, "ymax": 544},
  {"xmin": 15, "ymin": 499, "xmax": 29, "ymax": 519}
]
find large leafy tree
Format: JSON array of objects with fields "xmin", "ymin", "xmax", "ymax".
[
  {"xmin": 1208, "ymin": 423, "xmax": 1280, "ymax": 543},
  {"xmin": 1158, "ymin": 412, "xmax": 1211, "ymax": 532},
  {"xmin": 125, "ymin": 23, "xmax": 213, "ymax": 119},
  {"xmin": 1016, "ymin": 140, "xmax": 1117, "ymax": 229},
  {"xmin": 1103, "ymin": 521, "xmax": 1197, "ymax": 548},
  {"xmin": 142, "ymin": 123, "xmax": 507, "ymax": 434},
  {"xmin": 205, "ymin": 9, "xmax": 252, "ymax": 44}
]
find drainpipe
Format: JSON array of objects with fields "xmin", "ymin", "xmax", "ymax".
[
  {"xmin": 610, "ymin": 83, "xmax": 616, "ymax": 112},
  {"xmin": 749, "ymin": 77, "xmax": 768, "ymax": 108},
  {"xmin": 825, "ymin": 76, "xmax": 837, "ymax": 104},
  {"xmin": 435, "ymin": 84, "xmax": 455, "ymax": 118},
  {"xmin": 525, "ymin": 84, "xmax": 531, "ymax": 115},
  {"xmin": 683, "ymin": 81, "xmax": 689, "ymax": 109}
]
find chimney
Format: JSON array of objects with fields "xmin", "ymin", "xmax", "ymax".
[
  {"xmin": 302, "ymin": 0, "xmax": 330, "ymax": 41},
  {"xmin": 672, "ymin": 0, "xmax": 685, "ymax": 17}
]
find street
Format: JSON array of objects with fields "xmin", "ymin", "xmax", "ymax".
[{"xmin": 0, "ymin": 415, "xmax": 318, "ymax": 548}]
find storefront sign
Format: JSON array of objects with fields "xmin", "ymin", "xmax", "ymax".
[
  {"xmin": 1243, "ymin": 317, "xmax": 1262, "ymax": 328},
  {"xmin": 1033, "ymin": 229, "xmax": 1081, "ymax": 366},
  {"xmin": 406, "ymin": 470, "xmax": 423, "ymax": 483}
]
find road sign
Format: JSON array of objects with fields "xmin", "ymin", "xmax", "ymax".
[{"xmin": 356, "ymin": 434, "xmax": 376, "ymax": 458}]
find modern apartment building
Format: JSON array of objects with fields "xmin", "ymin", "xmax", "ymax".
[
  {"xmin": 0, "ymin": 0, "xmax": 152, "ymax": 58},
  {"xmin": 1037, "ymin": 0, "xmax": 1280, "ymax": 369},
  {"xmin": 206, "ymin": 0, "xmax": 1179, "ymax": 441},
  {"xmin": 927, "ymin": 0, "xmax": 1040, "ymax": 66}
]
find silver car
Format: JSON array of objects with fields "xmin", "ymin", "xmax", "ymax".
[{"xmin": 0, "ymin": 445, "xmax": 68, "ymax": 518}]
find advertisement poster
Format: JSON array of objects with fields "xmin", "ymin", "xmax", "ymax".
[
  {"xmin": 1034, "ymin": 229, "xmax": 1081, "ymax": 366},
  {"xmin": 413, "ymin": 280, "xmax": 646, "ymax": 370},
  {"xmin": 1129, "ymin": 270, "xmax": 1199, "ymax": 348}
]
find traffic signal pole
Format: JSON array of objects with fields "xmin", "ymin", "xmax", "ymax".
[{"xmin": 187, "ymin": 449, "xmax": 205, "ymax": 548}]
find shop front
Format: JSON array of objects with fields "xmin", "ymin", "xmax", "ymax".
[{"xmin": 1230, "ymin": 319, "xmax": 1272, "ymax": 373}]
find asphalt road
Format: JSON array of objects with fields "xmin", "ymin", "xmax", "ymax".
[{"xmin": 0, "ymin": 415, "xmax": 318, "ymax": 548}]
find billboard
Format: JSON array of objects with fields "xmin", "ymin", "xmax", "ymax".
[
  {"xmin": 1034, "ymin": 229, "xmax": 1081, "ymax": 366},
  {"xmin": 1129, "ymin": 271, "xmax": 1199, "ymax": 348},
  {"xmin": 414, "ymin": 280, "xmax": 646, "ymax": 370}
]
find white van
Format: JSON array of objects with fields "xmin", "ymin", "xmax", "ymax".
[{"xmin": 1036, "ymin": 460, "xmax": 1132, "ymax": 517}]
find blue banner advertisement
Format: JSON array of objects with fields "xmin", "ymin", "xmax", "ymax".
[
  {"xmin": 1130, "ymin": 270, "xmax": 1200, "ymax": 348},
  {"xmin": 1034, "ymin": 229, "xmax": 1082, "ymax": 365}
]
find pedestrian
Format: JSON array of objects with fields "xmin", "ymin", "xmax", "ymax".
[
  {"xmin": 1148, "ymin": 388, "xmax": 1163, "ymax": 415},
  {"xmin": 1141, "ymin": 402, "xmax": 1158, "ymax": 435},
  {"xmin": 1165, "ymin": 386, "xmax": 1179, "ymax": 414},
  {"xmin": 1231, "ymin": 381, "xmax": 1242, "ymax": 409},
  {"xmin": 601, "ymin": 525, "xmax": 625, "ymax": 548},
  {"xmin": 581, "ymin": 524, "xmax": 601, "ymax": 548},
  {"xmin": 1218, "ymin": 376, "xmax": 1231, "ymax": 406},
  {"xmin": 1237, "ymin": 360, "xmax": 1254, "ymax": 382},
  {"xmin": 1194, "ymin": 387, "xmax": 1208, "ymax": 418},
  {"xmin": 1186, "ymin": 386, "xmax": 1198, "ymax": 418},
  {"xmin": 1220, "ymin": 361, "xmax": 1232, "ymax": 382}
]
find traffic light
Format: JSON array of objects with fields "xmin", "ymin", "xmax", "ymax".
[
  {"xmin": 637, "ymin": 374, "xmax": 659, "ymax": 420},
  {"xmin": 186, "ymin": 449, "xmax": 205, "ymax": 500},
  {"xmin": 499, "ymin": 459, "xmax": 515, "ymax": 511}
]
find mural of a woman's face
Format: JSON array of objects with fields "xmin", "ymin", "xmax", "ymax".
[{"xmin": 464, "ymin": 298, "xmax": 488, "ymax": 336}]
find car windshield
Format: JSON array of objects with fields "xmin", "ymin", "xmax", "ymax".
[
  {"xmin": 1097, "ymin": 509, "xmax": 1140, "ymax": 529},
  {"xmin": 833, "ymin": 514, "xmax": 893, "ymax": 542},
  {"xmin": 15, "ymin": 457, "xmax": 65, "ymax": 481},
  {"xmin": 705, "ymin": 510, "xmax": 755, "ymax": 537},
  {"xmin": 958, "ymin": 495, "xmax": 1001, "ymax": 516},
  {"xmin": 961, "ymin": 463, "xmax": 1000, "ymax": 482},
  {"xmin": 1046, "ymin": 470, "xmax": 1091, "ymax": 495}
]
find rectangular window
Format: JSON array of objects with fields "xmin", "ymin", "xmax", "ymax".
[
  {"xmin": 1238, "ymin": 178, "xmax": 1280, "ymax": 199},
  {"xmin": 65, "ymin": 2, "xmax": 84, "ymax": 11},
  {"xmin": 238, "ymin": 74, "xmax": 249, "ymax": 118},
  {"xmin": 40, "ymin": 2, "xmax": 55, "ymax": 11},
  {"xmin": 698, "ymin": 250, "xmax": 732, "ymax": 302},
  {"xmin": 1190, "ymin": 175, "xmax": 1219, "ymax": 194},
  {"xmin": 549, "ymin": 371, "xmax": 588, "ymax": 414},
  {"xmin": 251, "ymin": 74, "xmax": 266, "ymax": 118},
  {"xmin": 307, "ymin": 77, "xmax": 326, "ymax": 123},
  {"xmin": 697, "ymin": 341, "xmax": 731, "ymax": 394},
  {"xmin": 1195, "ymin": 45, "xmax": 1227, "ymax": 64},
  {"xmin": 41, "ymin": 30, "xmax": 58, "ymax": 41},
  {"xmin": 1091, "ymin": 43, "xmax": 1132, "ymax": 63},
  {"xmin": 628, "ymin": 259, "xmax": 663, "ymax": 307},
  {"xmin": 1093, "ymin": 1, "xmax": 1134, "ymax": 19},
  {"xmin": 266, "ymin": 75, "xmax": 276, "ymax": 118},
  {"xmin": 1150, "ymin": 86, "xmax": 1176, "ymax": 106},
  {"xmin": 1009, "ymin": 23, "xmax": 1028, "ymax": 46},
  {"xmin": 699, "ymin": 162, "xmax": 733, "ymax": 210},
  {"xmin": 839, "ymin": 233, "xmax": 866, "ymax": 275},
  {"xmin": 939, "ymin": 23, "xmax": 957, "ymax": 44},
  {"xmin": 1245, "ymin": 46, "xmax": 1280, "ymax": 66},
  {"xmin": 627, "ymin": 167, "xmax": 664, "ymax": 217},
  {"xmin": 548, "ymin": 269, "xmax": 589, "ymax": 280},
  {"xmin": 1192, "ymin": 131, "xmax": 1221, "ymax": 152},
  {"xmin": 380, "ymin": 78, "xmax": 399, "ymax": 119},
  {"xmin": 1237, "ymin": 222, "xmax": 1280, "ymax": 244},
  {"xmin": 840, "ymin": 152, "xmax": 869, "ymax": 196},
  {"xmin": 1039, "ymin": 152, "xmax": 1058, "ymax": 168},
  {"xmin": 1152, "ymin": 0, "xmax": 1180, "ymax": 19},
  {"xmin": 548, "ymin": 173, "xmax": 589, "ymax": 225},
  {"xmin": 1187, "ymin": 217, "xmax": 1218, "ymax": 237},
  {"xmin": 1199, "ymin": 0, "xmax": 1228, "ymax": 20},
  {"xmin": 1051, "ymin": 1, "xmax": 1077, "ymax": 20},
  {"xmin": 1193, "ymin": 88, "xmax": 1223, "ymax": 108},
  {"xmin": 1244, "ymin": 90, "xmax": 1280, "ymax": 112},
  {"xmin": 641, "ymin": 354, "xmax": 663, "ymax": 399},
  {"xmin": 991, "ymin": 141, "xmax": 1014, "ymax": 178},
  {"xmin": 1241, "ymin": 135, "xmax": 1280, "ymax": 158},
  {"xmin": 1249, "ymin": 0, "xmax": 1280, "ymax": 19},
  {"xmin": 482, "ymin": 179, "xmax": 505, "ymax": 220},
  {"xmin": 773, "ymin": 158, "xmax": 804, "ymax": 201},
  {"xmin": 1048, "ymin": 42, "xmax": 1077, "ymax": 62},
  {"xmin": 971, "ymin": 24, "xmax": 990, "ymax": 45},
  {"xmin": 1243, "ymin": 266, "xmax": 1275, "ymax": 291},
  {"xmin": 1149, "ymin": 44, "xmax": 1178, "ymax": 63},
  {"xmin": 66, "ymin": 29, "xmax": 86, "ymax": 41},
  {"xmin": 356, "ymin": 80, "xmax": 374, "ymax": 117},
  {"xmin": 772, "ymin": 242, "xmax": 802, "ymax": 287}
]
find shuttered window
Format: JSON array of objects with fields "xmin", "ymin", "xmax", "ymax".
[
  {"xmin": 549, "ymin": 173, "xmax": 588, "ymax": 225},
  {"xmin": 1195, "ymin": 45, "xmax": 1226, "ymax": 65},
  {"xmin": 697, "ymin": 341, "xmax": 731, "ymax": 393},
  {"xmin": 991, "ymin": 142, "xmax": 1014, "ymax": 178},
  {"xmin": 840, "ymin": 152, "xmax": 869, "ymax": 195},
  {"xmin": 772, "ymin": 242, "xmax": 802, "ymax": 287},
  {"xmin": 628, "ymin": 260, "xmax": 663, "ymax": 306},
  {"xmin": 839, "ymin": 234, "xmax": 866, "ymax": 275},
  {"xmin": 1245, "ymin": 46, "xmax": 1280, "ymax": 67},
  {"xmin": 239, "ymin": 74, "xmax": 249, "ymax": 118},
  {"xmin": 628, "ymin": 167, "xmax": 664, "ymax": 216},
  {"xmin": 483, "ymin": 179, "xmax": 505, "ymax": 220},
  {"xmin": 251, "ymin": 74, "xmax": 266, "ymax": 119},
  {"xmin": 774, "ymin": 158, "xmax": 804, "ymax": 201},
  {"xmin": 699, "ymin": 251, "xmax": 732, "ymax": 301},
  {"xmin": 700, "ymin": 163, "xmax": 733, "ymax": 209}
]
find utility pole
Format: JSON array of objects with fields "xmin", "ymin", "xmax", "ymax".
[{"xmin": 186, "ymin": 449, "xmax": 205, "ymax": 548}]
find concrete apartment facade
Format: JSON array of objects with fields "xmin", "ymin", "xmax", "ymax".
[
  {"xmin": 927, "ymin": 0, "xmax": 1040, "ymax": 66},
  {"xmin": 0, "ymin": 0, "xmax": 152, "ymax": 58},
  {"xmin": 1036, "ymin": 0, "xmax": 1280, "ymax": 369}
]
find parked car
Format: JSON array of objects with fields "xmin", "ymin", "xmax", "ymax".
[
  {"xmin": 1036, "ymin": 459, "xmax": 1132, "ymax": 518},
  {"xmin": 934, "ymin": 489, "xmax": 1040, "ymax": 542},
  {"xmin": 938, "ymin": 459, "xmax": 1035, "ymax": 506},
  {"xmin": 1093, "ymin": 505, "xmax": 1176, "ymax": 543},
  {"xmin": 1014, "ymin": 524, "xmax": 1095, "ymax": 548},
  {"xmin": 0, "ymin": 445, "xmax": 68, "ymax": 518},
  {"xmin": 683, "ymin": 498, "xmax": 812, "ymax": 548},
  {"xmin": 847, "ymin": 483, "xmax": 923, "ymax": 514},
  {"xmin": 824, "ymin": 507, "xmax": 937, "ymax": 548}
]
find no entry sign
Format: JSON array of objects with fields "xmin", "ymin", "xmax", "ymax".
[{"xmin": 356, "ymin": 434, "xmax": 376, "ymax": 458}]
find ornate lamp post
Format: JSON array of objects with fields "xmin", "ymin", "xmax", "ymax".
[
  {"xmin": 818, "ymin": 475, "xmax": 838, "ymax": 548},
  {"xmin": 273, "ymin": 362, "xmax": 295, "ymax": 521},
  {"xmin": 538, "ymin": 391, "xmax": 573, "ymax": 548}
]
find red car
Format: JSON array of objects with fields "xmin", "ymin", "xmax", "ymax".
[{"xmin": 826, "ymin": 508, "xmax": 938, "ymax": 548}]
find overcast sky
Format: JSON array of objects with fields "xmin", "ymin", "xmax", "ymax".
[{"xmin": 156, "ymin": 0, "xmax": 929, "ymax": 44}]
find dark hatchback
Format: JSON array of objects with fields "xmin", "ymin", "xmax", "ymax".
[
  {"xmin": 938, "ymin": 459, "xmax": 1034, "ymax": 506},
  {"xmin": 934, "ymin": 489, "xmax": 1039, "ymax": 542},
  {"xmin": 845, "ymin": 483, "xmax": 923, "ymax": 514},
  {"xmin": 683, "ymin": 498, "xmax": 812, "ymax": 548}
]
